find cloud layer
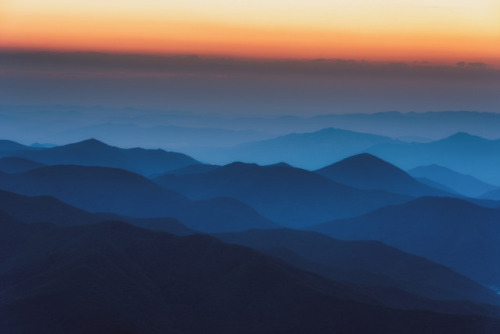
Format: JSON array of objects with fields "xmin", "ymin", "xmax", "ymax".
[{"xmin": 1, "ymin": 51, "xmax": 499, "ymax": 115}]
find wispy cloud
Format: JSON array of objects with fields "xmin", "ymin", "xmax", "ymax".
[
  {"xmin": 1, "ymin": 50, "xmax": 498, "ymax": 81},
  {"xmin": 0, "ymin": 50, "xmax": 498, "ymax": 115}
]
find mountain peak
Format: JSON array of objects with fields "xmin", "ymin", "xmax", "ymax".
[
  {"xmin": 316, "ymin": 153, "xmax": 445, "ymax": 197},
  {"xmin": 73, "ymin": 138, "xmax": 110, "ymax": 148},
  {"xmin": 337, "ymin": 153, "xmax": 385, "ymax": 164},
  {"xmin": 441, "ymin": 132, "xmax": 486, "ymax": 142},
  {"xmin": 266, "ymin": 162, "xmax": 292, "ymax": 168},
  {"xmin": 224, "ymin": 161, "xmax": 260, "ymax": 169},
  {"xmin": 319, "ymin": 153, "xmax": 398, "ymax": 172}
]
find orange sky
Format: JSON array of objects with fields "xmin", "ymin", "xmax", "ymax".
[{"xmin": 1, "ymin": 0, "xmax": 499, "ymax": 64}]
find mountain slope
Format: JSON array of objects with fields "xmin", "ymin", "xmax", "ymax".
[
  {"xmin": 310, "ymin": 197, "xmax": 500, "ymax": 288},
  {"xmin": 215, "ymin": 228, "xmax": 500, "ymax": 306},
  {"xmin": 154, "ymin": 162, "xmax": 411, "ymax": 227},
  {"xmin": 316, "ymin": 153, "xmax": 449, "ymax": 196},
  {"xmin": 409, "ymin": 164, "xmax": 497, "ymax": 198},
  {"xmin": 195, "ymin": 128, "xmax": 399, "ymax": 169},
  {"xmin": 0, "ymin": 165, "xmax": 275, "ymax": 233},
  {"xmin": 1, "ymin": 219, "xmax": 499, "ymax": 334},
  {"xmin": 0, "ymin": 139, "xmax": 36, "ymax": 153},
  {"xmin": 481, "ymin": 187, "xmax": 500, "ymax": 201},
  {"xmin": 0, "ymin": 189, "xmax": 194, "ymax": 235},
  {"xmin": 8, "ymin": 138, "xmax": 200, "ymax": 176},
  {"xmin": 165, "ymin": 163, "xmax": 220, "ymax": 176},
  {"xmin": 367, "ymin": 132, "xmax": 500, "ymax": 185},
  {"xmin": 0, "ymin": 157, "xmax": 45, "ymax": 173}
]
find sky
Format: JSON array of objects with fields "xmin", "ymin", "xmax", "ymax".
[
  {"xmin": 0, "ymin": 0, "xmax": 499, "ymax": 115},
  {"xmin": 1, "ymin": 0, "xmax": 499, "ymax": 63}
]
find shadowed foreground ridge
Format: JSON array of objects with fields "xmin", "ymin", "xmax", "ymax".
[
  {"xmin": 311, "ymin": 196, "xmax": 500, "ymax": 288},
  {"xmin": 1, "ymin": 218, "xmax": 499, "ymax": 334}
]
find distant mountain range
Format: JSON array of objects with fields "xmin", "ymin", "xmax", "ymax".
[
  {"xmin": 184, "ymin": 129, "xmax": 500, "ymax": 186},
  {"xmin": 191, "ymin": 128, "xmax": 397, "ymax": 168},
  {"xmin": 367, "ymin": 132, "xmax": 500, "ymax": 185},
  {"xmin": 310, "ymin": 197, "xmax": 500, "ymax": 288},
  {"xmin": 54, "ymin": 123, "xmax": 275, "ymax": 149},
  {"xmin": 0, "ymin": 138, "xmax": 200, "ymax": 176},
  {"xmin": 154, "ymin": 162, "xmax": 412, "ymax": 227},
  {"xmin": 3, "ymin": 129, "xmax": 500, "ymax": 185},
  {"xmin": 2, "ymin": 218, "xmax": 500, "ymax": 334},
  {"xmin": 408, "ymin": 164, "xmax": 497, "ymax": 198},
  {"xmin": 0, "ymin": 165, "xmax": 275, "ymax": 233},
  {"xmin": 4, "ymin": 107, "xmax": 500, "ymax": 144}
]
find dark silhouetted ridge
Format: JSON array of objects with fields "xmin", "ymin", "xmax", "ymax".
[
  {"xmin": 311, "ymin": 196, "xmax": 500, "ymax": 288},
  {"xmin": 215, "ymin": 228, "xmax": 500, "ymax": 307},
  {"xmin": 1, "ymin": 220, "xmax": 499, "ymax": 334}
]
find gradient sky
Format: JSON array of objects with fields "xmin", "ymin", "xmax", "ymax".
[
  {"xmin": 1, "ymin": 0, "xmax": 499, "ymax": 64},
  {"xmin": 0, "ymin": 1, "xmax": 499, "ymax": 115}
]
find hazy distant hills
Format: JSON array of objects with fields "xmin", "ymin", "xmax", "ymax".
[
  {"xmin": 367, "ymin": 132, "xmax": 500, "ymax": 185},
  {"xmin": 154, "ymin": 162, "xmax": 412, "ymax": 227},
  {"xmin": 5, "ymin": 107, "xmax": 500, "ymax": 144},
  {"xmin": 0, "ymin": 165, "xmax": 275, "ymax": 233},
  {"xmin": 311, "ymin": 197, "xmax": 500, "ymax": 288},
  {"xmin": 4, "ymin": 129, "xmax": 500, "ymax": 186},
  {"xmin": 186, "ymin": 129, "xmax": 500, "ymax": 187},
  {"xmin": 192, "ymin": 128, "xmax": 397, "ymax": 169},
  {"xmin": 409, "ymin": 164, "xmax": 497, "ymax": 198},
  {"xmin": 316, "ymin": 153, "xmax": 449, "ymax": 197},
  {"xmin": 54, "ymin": 123, "xmax": 275, "ymax": 149},
  {"xmin": 302, "ymin": 111, "xmax": 500, "ymax": 140},
  {"xmin": 2, "ymin": 219, "xmax": 499, "ymax": 334},
  {"xmin": 0, "ymin": 139, "xmax": 200, "ymax": 176},
  {"xmin": 215, "ymin": 228, "xmax": 500, "ymax": 307}
]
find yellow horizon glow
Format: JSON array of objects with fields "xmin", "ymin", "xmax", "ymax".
[{"xmin": 1, "ymin": 0, "xmax": 499, "ymax": 64}]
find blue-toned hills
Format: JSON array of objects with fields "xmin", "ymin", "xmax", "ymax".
[
  {"xmin": 1, "ymin": 218, "xmax": 500, "ymax": 334},
  {"xmin": 1, "ymin": 138, "xmax": 200, "ymax": 176},
  {"xmin": 154, "ymin": 162, "xmax": 411, "ymax": 227},
  {"xmin": 0, "ymin": 165, "xmax": 275, "ymax": 233},
  {"xmin": 409, "ymin": 164, "xmax": 497, "ymax": 198},
  {"xmin": 311, "ymin": 196, "xmax": 500, "ymax": 288},
  {"xmin": 316, "ymin": 153, "xmax": 449, "ymax": 197}
]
